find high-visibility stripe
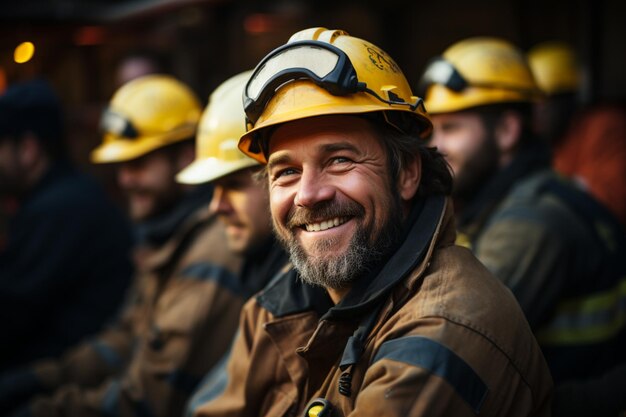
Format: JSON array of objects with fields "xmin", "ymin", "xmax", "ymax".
[
  {"xmin": 537, "ymin": 277, "xmax": 626, "ymax": 345},
  {"xmin": 455, "ymin": 232, "xmax": 472, "ymax": 250},
  {"xmin": 373, "ymin": 336, "xmax": 488, "ymax": 413},
  {"xmin": 180, "ymin": 262, "xmax": 242, "ymax": 295}
]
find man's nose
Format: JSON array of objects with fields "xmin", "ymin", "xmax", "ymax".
[
  {"xmin": 294, "ymin": 170, "xmax": 335, "ymax": 208},
  {"xmin": 209, "ymin": 186, "xmax": 232, "ymax": 215},
  {"xmin": 117, "ymin": 165, "xmax": 135, "ymax": 189}
]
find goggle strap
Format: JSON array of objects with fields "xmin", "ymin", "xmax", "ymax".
[{"xmin": 364, "ymin": 87, "xmax": 423, "ymax": 111}]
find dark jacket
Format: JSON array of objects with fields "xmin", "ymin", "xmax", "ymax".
[
  {"xmin": 194, "ymin": 196, "xmax": 553, "ymax": 417},
  {"xmin": 0, "ymin": 162, "xmax": 133, "ymax": 370}
]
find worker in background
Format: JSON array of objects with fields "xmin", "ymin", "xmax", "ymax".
[
  {"xmin": 419, "ymin": 37, "xmax": 626, "ymax": 416},
  {"xmin": 0, "ymin": 75, "xmax": 244, "ymax": 417},
  {"xmin": 176, "ymin": 71, "xmax": 289, "ymax": 416},
  {"xmin": 195, "ymin": 27, "xmax": 552, "ymax": 417},
  {"xmin": 528, "ymin": 41, "xmax": 626, "ymax": 227},
  {"xmin": 0, "ymin": 78, "xmax": 133, "ymax": 372}
]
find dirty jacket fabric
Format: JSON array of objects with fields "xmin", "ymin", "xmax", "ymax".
[
  {"xmin": 11, "ymin": 188, "xmax": 244, "ymax": 417},
  {"xmin": 456, "ymin": 141, "xmax": 626, "ymax": 385},
  {"xmin": 194, "ymin": 195, "xmax": 553, "ymax": 417},
  {"xmin": 0, "ymin": 162, "xmax": 134, "ymax": 370}
]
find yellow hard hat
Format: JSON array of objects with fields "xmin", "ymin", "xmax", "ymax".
[
  {"xmin": 418, "ymin": 37, "xmax": 542, "ymax": 114},
  {"xmin": 176, "ymin": 70, "xmax": 259, "ymax": 185},
  {"xmin": 91, "ymin": 74, "xmax": 201, "ymax": 163},
  {"xmin": 239, "ymin": 27, "xmax": 432, "ymax": 164},
  {"xmin": 527, "ymin": 41, "xmax": 580, "ymax": 95}
]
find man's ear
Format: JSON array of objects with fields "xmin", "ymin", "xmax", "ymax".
[
  {"xmin": 494, "ymin": 111, "xmax": 523, "ymax": 156},
  {"xmin": 397, "ymin": 155, "xmax": 421, "ymax": 202}
]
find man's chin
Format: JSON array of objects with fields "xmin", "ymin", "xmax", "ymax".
[{"xmin": 129, "ymin": 204, "xmax": 156, "ymax": 223}]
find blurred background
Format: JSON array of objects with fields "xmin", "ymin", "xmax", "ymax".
[{"xmin": 0, "ymin": 0, "xmax": 624, "ymax": 186}]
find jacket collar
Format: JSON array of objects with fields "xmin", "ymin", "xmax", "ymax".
[
  {"xmin": 134, "ymin": 197, "xmax": 214, "ymax": 275},
  {"xmin": 240, "ymin": 237, "xmax": 289, "ymax": 298},
  {"xmin": 257, "ymin": 194, "xmax": 447, "ymax": 320},
  {"xmin": 135, "ymin": 184, "xmax": 213, "ymax": 247}
]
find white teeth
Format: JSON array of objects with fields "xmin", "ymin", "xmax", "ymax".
[{"xmin": 304, "ymin": 217, "xmax": 347, "ymax": 232}]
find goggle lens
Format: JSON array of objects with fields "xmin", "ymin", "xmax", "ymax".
[
  {"xmin": 100, "ymin": 109, "xmax": 139, "ymax": 139},
  {"xmin": 246, "ymin": 44, "xmax": 341, "ymax": 102},
  {"xmin": 417, "ymin": 57, "xmax": 468, "ymax": 97},
  {"xmin": 244, "ymin": 40, "xmax": 424, "ymax": 132}
]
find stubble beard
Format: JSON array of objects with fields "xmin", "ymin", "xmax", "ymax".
[
  {"xmin": 275, "ymin": 196, "xmax": 404, "ymax": 291},
  {"xmin": 452, "ymin": 132, "xmax": 500, "ymax": 203}
]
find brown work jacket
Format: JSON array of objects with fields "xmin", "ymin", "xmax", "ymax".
[
  {"xmin": 195, "ymin": 195, "xmax": 553, "ymax": 417},
  {"xmin": 29, "ymin": 206, "xmax": 243, "ymax": 417}
]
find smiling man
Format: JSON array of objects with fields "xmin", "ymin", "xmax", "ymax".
[{"xmin": 195, "ymin": 28, "xmax": 553, "ymax": 417}]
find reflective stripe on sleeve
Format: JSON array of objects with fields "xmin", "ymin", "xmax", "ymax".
[
  {"xmin": 180, "ymin": 263, "xmax": 242, "ymax": 295},
  {"xmin": 536, "ymin": 276, "xmax": 626, "ymax": 345},
  {"xmin": 373, "ymin": 336, "xmax": 488, "ymax": 413}
]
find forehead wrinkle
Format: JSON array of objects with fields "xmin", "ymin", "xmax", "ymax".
[{"xmin": 319, "ymin": 141, "xmax": 362, "ymax": 156}]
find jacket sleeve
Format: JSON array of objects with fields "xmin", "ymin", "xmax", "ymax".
[
  {"xmin": 193, "ymin": 299, "xmax": 262, "ymax": 417},
  {"xmin": 345, "ymin": 333, "xmax": 549, "ymax": 417},
  {"xmin": 344, "ymin": 335, "xmax": 484, "ymax": 417},
  {"xmin": 25, "ymin": 263, "xmax": 245, "ymax": 417},
  {"xmin": 32, "ymin": 323, "xmax": 135, "ymax": 389},
  {"xmin": 473, "ymin": 217, "xmax": 571, "ymax": 329}
]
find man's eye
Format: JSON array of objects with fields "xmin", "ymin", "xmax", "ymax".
[
  {"xmin": 331, "ymin": 156, "xmax": 352, "ymax": 164},
  {"xmin": 273, "ymin": 168, "xmax": 297, "ymax": 179}
]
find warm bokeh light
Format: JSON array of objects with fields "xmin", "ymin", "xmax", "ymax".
[{"xmin": 14, "ymin": 41, "xmax": 35, "ymax": 64}]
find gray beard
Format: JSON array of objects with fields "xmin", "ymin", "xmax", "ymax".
[
  {"xmin": 276, "ymin": 200, "xmax": 404, "ymax": 291},
  {"xmin": 286, "ymin": 226, "xmax": 377, "ymax": 290}
]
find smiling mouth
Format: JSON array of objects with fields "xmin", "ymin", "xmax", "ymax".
[{"xmin": 302, "ymin": 217, "xmax": 349, "ymax": 232}]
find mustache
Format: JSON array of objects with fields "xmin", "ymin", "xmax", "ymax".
[{"xmin": 286, "ymin": 200, "xmax": 365, "ymax": 229}]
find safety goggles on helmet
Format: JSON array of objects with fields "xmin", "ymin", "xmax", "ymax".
[
  {"xmin": 243, "ymin": 40, "xmax": 422, "ymax": 128},
  {"xmin": 99, "ymin": 109, "xmax": 139, "ymax": 139},
  {"xmin": 417, "ymin": 56, "xmax": 536, "ymax": 98}
]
